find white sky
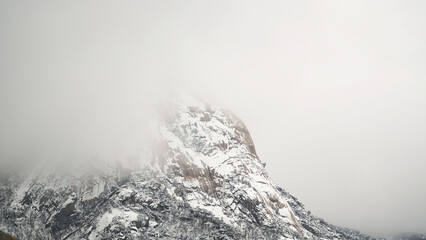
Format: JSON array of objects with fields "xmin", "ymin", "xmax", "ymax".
[{"xmin": 1, "ymin": 1, "xmax": 426, "ymax": 237}]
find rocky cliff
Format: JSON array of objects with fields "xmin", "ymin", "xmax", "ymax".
[{"xmin": 0, "ymin": 98, "xmax": 375, "ymax": 239}]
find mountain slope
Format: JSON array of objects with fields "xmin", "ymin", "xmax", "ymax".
[
  {"xmin": 0, "ymin": 230, "xmax": 20, "ymax": 240},
  {"xmin": 0, "ymin": 98, "xmax": 375, "ymax": 239}
]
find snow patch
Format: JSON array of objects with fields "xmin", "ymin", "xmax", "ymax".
[{"xmin": 89, "ymin": 208, "xmax": 139, "ymax": 240}]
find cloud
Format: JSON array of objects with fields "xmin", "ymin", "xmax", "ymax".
[{"xmin": 1, "ymin": 0, "xmax": 426, "ymax": 237}]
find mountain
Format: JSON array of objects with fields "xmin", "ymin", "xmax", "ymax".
[
  {"xmin": 389, "ymin": 233, "xmax": 426, "ymax": 240},
  {"xmin": 0, "ymin": 97, "xmax": 376, "ymax": 239}
]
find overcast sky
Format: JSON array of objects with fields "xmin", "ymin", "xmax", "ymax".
[{"xmin": 1, "ymin": 1, "xmax": 426, "ymax": 237}]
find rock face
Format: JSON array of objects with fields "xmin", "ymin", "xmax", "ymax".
[
  {"xmin": 0, "ymin": 98, "xmax": 375, "ymax": 239},
  {"xmin": 0, "ymin": 230, "xmax": 20, "ymax": 240}
]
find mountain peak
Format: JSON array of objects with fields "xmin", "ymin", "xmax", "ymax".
[{"xmin": 0, "ymin": 100, "xmax": 375, "ymax": 239}]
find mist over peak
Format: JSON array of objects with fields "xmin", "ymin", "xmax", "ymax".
[{"xmin": 1, "ymin": 1, "xmax": 426, "ymax": 237}]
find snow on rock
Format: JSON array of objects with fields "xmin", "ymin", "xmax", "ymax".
[{"xmin": 0, "ymin": 96, "xmax": 375, "ymax": 240}]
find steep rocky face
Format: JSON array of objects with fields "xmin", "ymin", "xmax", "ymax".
[
  {"xmin": 156, "ymin": 100, "xmax": 304, "ymax": 236},
  {"xmin": 0, "ymin": 99, "xmax": 375, "ymax": 239}
]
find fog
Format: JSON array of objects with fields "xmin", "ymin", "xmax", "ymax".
[{"xmin": 1, "ymin": 0, "xmax": 426, "ymax": 237}]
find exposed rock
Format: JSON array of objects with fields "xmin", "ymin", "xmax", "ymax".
[
  {"xmin": 0, "ymin": 230, "xmax": 20, "ymax": 240},
  {"xmin": 0, "ymin": 98, "xmax": 376, "ymax": 239}
]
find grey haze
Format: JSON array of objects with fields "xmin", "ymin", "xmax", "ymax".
[{"xmin": 0, "ymin": 1, "xmax": 425, "ymax": 237}]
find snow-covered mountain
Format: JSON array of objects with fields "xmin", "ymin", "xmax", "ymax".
[{"xmin": 0, "ymin": 97, "xmax": 376, "ymax": 239}]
